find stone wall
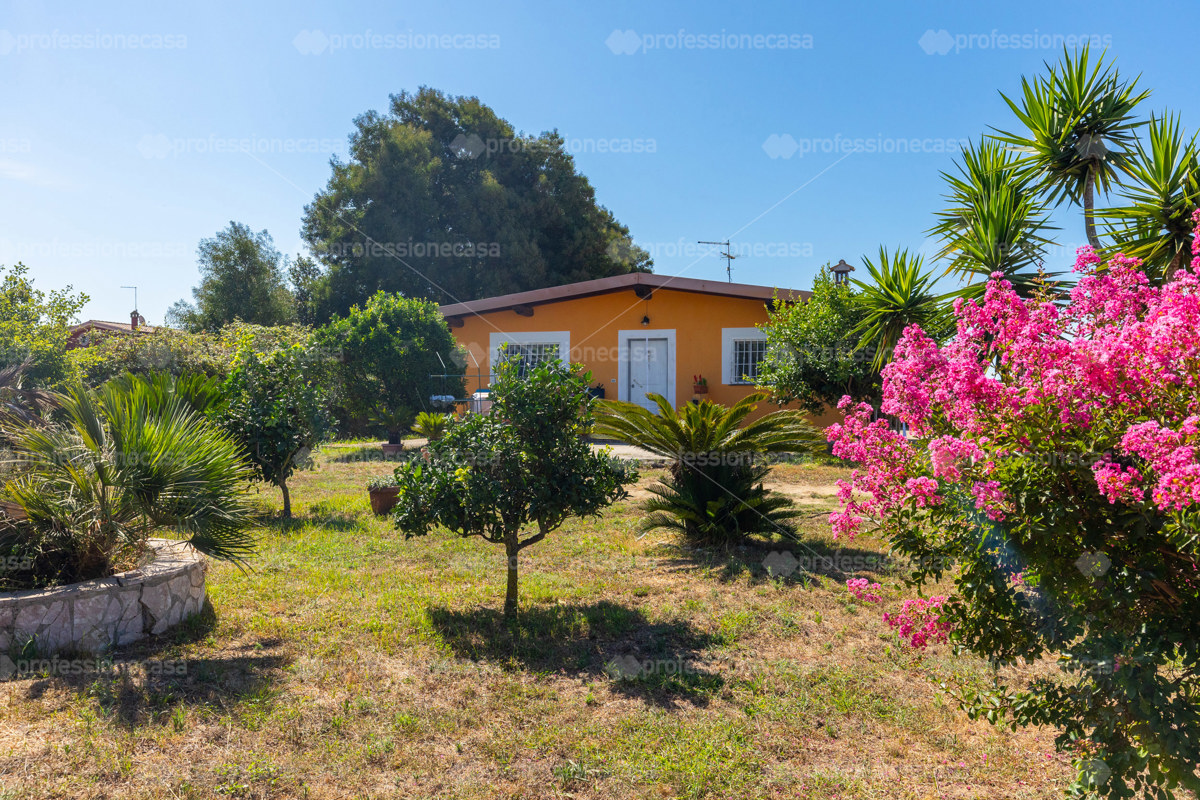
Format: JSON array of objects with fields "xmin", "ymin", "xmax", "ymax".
[{"xmin": 0, "ymin": 539, "xmax": 207, "ymax": 654}]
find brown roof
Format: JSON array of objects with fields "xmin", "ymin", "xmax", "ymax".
[
  {"xmin": 439, "ymin": 273, "xmax": 808, "ymax": 318},
  {"xmin": 68, "ymin": 320, "xmax": 161, "ymax": 337}
]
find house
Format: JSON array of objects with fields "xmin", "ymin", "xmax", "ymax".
[
  {"xmin": 440, "ymin": 272, "xmax": 814, "ymax": 416},
  {"xmin": 67, "ymin": 312, "xmax": 159, "ymax": 350}
]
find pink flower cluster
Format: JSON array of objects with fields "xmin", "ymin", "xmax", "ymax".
[
  {"xmin": 884, "ymin": 596, "xmax": 952, "ymax": 649},
  {"xmin": 826, "ymin": 220, "xmax": 1200, "ymax": 538},
  {"xmin": 845, "ymin": 578, "xmax": 882, "ymax": 603}
]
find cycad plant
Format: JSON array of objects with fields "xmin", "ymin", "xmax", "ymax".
[
  {"xmin": 593, "ymin": 393, "xmax": 819, "ymax": 547},
  {"xmin": 0, "ymin": 374, "xmax": 256, "ymax": 589},
  {"xmin": 412, "ymin": 411, "xmax": 453, "ymax": 441}
]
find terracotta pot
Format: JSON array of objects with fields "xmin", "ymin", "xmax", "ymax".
[
  {"xmin": 369, "ymin": 486, "xmax": 401, "ymax": 515},
  {"xmin": 692, "ymin": 384, "xmax": 709, "ymax": 394},
  {"xmin": 380, "ymin": 443, "xmax": 405, "ymax": 458}
]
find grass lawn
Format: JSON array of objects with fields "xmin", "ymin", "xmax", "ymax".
[{"xmin": 0, "ymin": 443, "xmax": 1082, "ymax": 799}]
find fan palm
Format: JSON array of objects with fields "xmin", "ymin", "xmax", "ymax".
[
  {"xmin": 0, "ymin": 378, "xmax": 256, "ymax": 588},
  {"xmin": 929, "ymin": 140, "xmax": 1058, "ymax": 295},
  {"xmin": 992, "ymin": 45, "xmax": 1148, "ymax": 248},
  {"xmin": 851, "ymin": 248, "xmax": 948, "ymax": 369},
  {"xmin": 593, "ymin": 393, "xmax": 820, "ymax": 547},
  {"xmin": 1101, "ymin": 114, "xmax": 1200, "ymax": 281}
]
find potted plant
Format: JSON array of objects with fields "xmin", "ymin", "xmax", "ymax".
[
  {"xmin": 367, "ymin": 475, "xmax": 401, "ymax": 515},
  {"xmin": 692, "ymin": 374, "xmax": 709, "ymax": 394},
  {"xmin": 369, "ymin": 405, "xmax": 414, "ymax": 457}
]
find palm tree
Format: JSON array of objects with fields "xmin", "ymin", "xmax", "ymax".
[
  {"xmin": 993, "ymin": 46, "xmax": 1148, "ymax": 249},
  {"xmin": 0, "ymin": 377, "xmax": 256, "ymax": 588},
  {"xmin": 851, "ymin": 247, "xmax": 947, "ymax": 369},
  {"xmin": 929, "ymin": 139, "xmax": 1058, "ymax": 295},
  {"xmin": 1101, "ymin": 114, "xmax": 1200, "ymax": 280},
  {"xmin": 593, "ymin": 393, "xmax": 819, "ymax": 547}
]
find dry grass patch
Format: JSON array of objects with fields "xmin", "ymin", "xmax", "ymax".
[{"xmin": 0, "ymin": 443, "xmax": 1080, "ymax": 799}]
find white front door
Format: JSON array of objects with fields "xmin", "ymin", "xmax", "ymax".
[{"xmin": 627, "ymin": 337, "xmax": 669, "ymax": 411}]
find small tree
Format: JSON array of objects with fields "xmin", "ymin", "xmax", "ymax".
[
  {"xmin": 0, "ymin": 263, "xmax": 88, "ymax": 387},
  {"xmin": 316, "ymin": 292, "xmax": 464, "ymax": 440},
  {"xmin": 392, "ymin": 360, "xmax": 636, "ymax": 617},
  {"xmin": 218, "ymin": 342, "xmax": 333, "ymax": 518},
  {"xmin": 758, "ymin": 266, "xmax": 879, "ymax": 413}
]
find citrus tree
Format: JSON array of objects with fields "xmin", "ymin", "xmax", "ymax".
[
  {"xmin": 217, "ymin": 342, "xmax": 333, "ymax": 518},
  {"xmin": 392, "ymin": 359, "xmax": 635, "ymax": 617}
]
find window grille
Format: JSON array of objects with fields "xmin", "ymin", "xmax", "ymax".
[
  {"xmin": 731, "ymin": 339, "xmax": 766, "ymax": 384},
  {"xmin": 500, "ymin": 342, "xmax": 561, "ymax": 377}
]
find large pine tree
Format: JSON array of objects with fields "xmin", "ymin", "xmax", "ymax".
[{"xmin": 301, "ymin": 88, "xmax": 651, "ymax": 320}]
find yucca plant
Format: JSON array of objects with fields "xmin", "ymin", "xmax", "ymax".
[
  {"xmin": 992, "ymin": 45, "xmax": 1148, "ymax": 248},
  {"xmin": 593, "ymin": 393, "xmax": 819, "ymax": 547},
  {"xmin": 929, "ymin": 139, "xmax": 1059, "ymax": 296},
  {"xmin": 851, "ymin": 247, "xmax": 948, "ymax": 369},
  {"xmin": 1100, "ymin": 113, "xmax": 1200, "ymax": 280},
  {"xmin": 0, "ymin": 375, "xmax": 256, "ymax": 589},
  {"xmin": 412, "ymin": 411, "xmax": 453, "ymax": 441}
]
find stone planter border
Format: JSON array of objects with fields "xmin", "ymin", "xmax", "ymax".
[{"xmin": 0, "ymin": 538, "xmax": 207, "ymax": 654}]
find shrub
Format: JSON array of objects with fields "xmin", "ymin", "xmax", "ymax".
[
  {"xmin": 392, "ymin": 360, "xmax": 636, "ymax": 617},
  {"xmin": 593, "ymin": 393, "xmax": 819, "ymax": 547},
  {"xmin": 827, "ymin": 241, "xmax": 1200, "ymax": 797},
  {"xmin": 0, "ymin": 374, "xmax": 255, "ymax": 588},
  {"xmin": 68, "ymin": 322, "xmax": 313, "ymax": 386},
  {"xmin": 315, "ymin": 292, "xmax": 464, "ymax": 437},
  {"xmin": 217, "ymin": 342, "xmax": 333, "ymax": 518}
]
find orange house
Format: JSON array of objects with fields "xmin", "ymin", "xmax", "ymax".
[{"xmin": 440, "ymin": 273, "xmax": 810, "ymax": 415}]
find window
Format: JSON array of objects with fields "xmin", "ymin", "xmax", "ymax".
[
  {"xmin": 731, "ymin": 338, "xmax": 767, "ymax": 384},
  {"xmin": 721, "ymin": 327, "xmax": 768, "ymax": 385},
  {"xmin": 488, "ymin": 331, "xmax": 571, "ymax": 382},
  {"xmin": 500, "ymin": 342, "xmax": 561, "ymax": 377}
]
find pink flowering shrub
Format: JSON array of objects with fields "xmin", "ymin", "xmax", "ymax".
[
  {"xmin": 845, "ymin": 577, "xmax": 882, "ymax": 603},
  {"xmin": 826, "ymin": 222, "xmax": 1200, "ymax": 795},
  {"xmin": 883, "ymin": 596, "xmax": 951, "ymax": 649}
]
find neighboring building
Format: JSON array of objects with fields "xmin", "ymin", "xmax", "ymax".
[
  {"xmin": 67, "ymin": 312, "xmax": 158, "ymax": 350},
  {"xmin": 440, "ymin": 273, "xmax": 811, "ymax": 415}
]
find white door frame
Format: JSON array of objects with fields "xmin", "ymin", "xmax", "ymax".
[{"xmin": 617, "ymin": 329, "xmax": 676, "ymax": 408}]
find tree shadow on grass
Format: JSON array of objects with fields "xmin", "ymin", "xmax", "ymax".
[
  {"xmin": 324, "ymin": 445, "xmax": 417, "ymax": 465},
  {"xmin": 17, "ymin": 602, "xmax": 290, "ymax": 728},
  {"xmin": 427, "ymin": 601, "xmax": 723, "ymax": 707},
  {"xmin": 651, "ymin": 535, "xmax": 899, "ymax": 586}
]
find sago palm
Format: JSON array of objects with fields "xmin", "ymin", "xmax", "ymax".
[
  {"xmin": 0, "ymin": 378, "xmax": 256, "ymax": 588},
  {"xmin": 851, "ymin": 247, "xmax": 948, "ymax": 369},
  {"xmin": 992, "ymin": 45, "xmax": 1148, "ymax": 248},
  {"xmin": 593, "ymin": 393, "xmax": 819, "ymax": 547}
]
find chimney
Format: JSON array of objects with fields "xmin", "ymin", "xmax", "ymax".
[{"xmin": 131, "ymin": 310, "xmax": 140, "ymax": 331}]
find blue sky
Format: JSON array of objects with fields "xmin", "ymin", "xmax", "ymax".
[{"xmin": 1, "ymin": 0, "xmax": 1196, "ymax": 323}]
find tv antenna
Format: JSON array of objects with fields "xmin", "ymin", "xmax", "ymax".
[
  {"xmin": 120, "ymin": 285, "xmax": 138, "ymax": 312},
  {"xmin": 698, "ymin": 240, "xmax": 737, "ymax": 282}
]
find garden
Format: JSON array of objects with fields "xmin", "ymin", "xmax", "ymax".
[{"xmin": 0, "ymin": 46, "xmax": 1197, "ymax": 800}]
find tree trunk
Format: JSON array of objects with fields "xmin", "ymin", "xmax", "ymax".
[
  {"xmin": 504, "ymin": 540, "xmax": 519, "ymax": 618},
  {"xmin": 1083, "ymin": 171, "xmax": 1101, "ymax": 250},
  {"xmin": 280, "ymin": 481, "xmax": 291, "ymax": 519}
]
